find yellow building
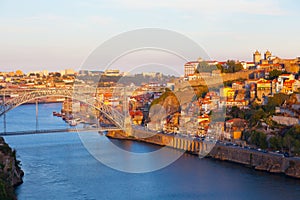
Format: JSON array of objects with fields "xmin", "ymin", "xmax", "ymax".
[
  {"xmin": 282, "ymin": 79, "xmax": 296, "ymax": 94},
  {"xmin": 233, "ymin": 131, "xmax": 242, "ymax": 140},
  {"xmin": 225, "ymin": 118, "xmax": 247, "ymax": 140},
  {"xmin": 104, "ymin": 69, "xmax": 120, "ymax": 76},
  {"xmin": 281, "ymin": 59, "xmax": 299, "ymax": 73},
  {"xmin": 220, "ymin": 87, "xmax": 235, "ymax": 100},
  {"xmin": 256, "ymin": 78, "xmax": 272, "ymax": 100},
  {"xmin": 15, "ymin": 70, "xmax": 24, "ymax": 76}
]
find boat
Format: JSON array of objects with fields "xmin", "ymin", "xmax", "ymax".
[
  {"xmin": 68, "ymin": 120, "xmax": 78, "ymax": 126},
  {"xmin": 98, "ymin": 130, "xmax": 108, "ymax": 135},
  {"xmin": 53, "ymin": 111, "xmax": 62, "ymax": 117}
]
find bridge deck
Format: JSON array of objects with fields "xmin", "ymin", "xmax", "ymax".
[{"xmin": 0, "ymin": 127, "xmax": 121, "ymax": 136}]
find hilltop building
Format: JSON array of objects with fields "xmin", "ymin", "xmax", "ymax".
[
  {"xmin": 253, "ymin": 50, "xmax": 261, "ymax": 65},
  {"xmin": 264, "ymin": 50, "xmax": 272, "ymax": 60},
  {"xmin": 253, "ymin": 50, "xmax": 300, "ymax": 73}
]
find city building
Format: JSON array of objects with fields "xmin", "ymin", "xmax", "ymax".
[
  {"xmin": 184, "ymin": 61, "xmax": 197, "ymax": 77},
  {"xmin": 256, "ymin": 78, "xmax": 272, "ymax": 100},
  {"xmin": 104, "ymin": 69, "xmax": 120, "ymax": 76},
  {"xmin": 220, "ymin": 87, "xmax": 235, "ymax": 100},
  {"xmin": 225, "ymin": 118, "xmax": 247, "ymax": 140}
]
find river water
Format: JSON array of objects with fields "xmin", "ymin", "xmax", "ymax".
[{"xmin": 1, "ymin": 103, "xmax": 300, "ymax": 200}]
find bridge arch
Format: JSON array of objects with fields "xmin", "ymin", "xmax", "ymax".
[{"xmin": 0, "ymin": 89, "xmax": 125, "ymax": 130}]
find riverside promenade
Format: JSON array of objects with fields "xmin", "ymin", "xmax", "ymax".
[{"xmin": 107, "ymin": 129, "xmax": 300, "ymax": 179}]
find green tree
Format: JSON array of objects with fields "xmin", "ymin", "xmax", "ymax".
[
  {"xmin": 242, "ymin": 130, "xmax": 251, "ymax": 141},
  {"xmin": 214, "ymin": 61, "xmax": 243, "ymax": 73},
  {"xmin": 269, "ymin": 136, "xmax": 283, "ymax": 150},
  {"xmin": 195, "ymin": 61, "xmax": 215, "ymax": 73},
  {"xmin": 229, "ymin": 106, "xmax": 240, "ymax": 118},
  {"xmin": 228, "ymin": 106, "xmax": 245, "ymax": 119},
  {"xmin": 216, "ymin": 63, "xmax": 223, "ymax": 72},
  {"xmin": 222, "ymin": 60, "xmax": 243, "ymax": 73},
  {"xmin": 249, "ymin": 108, "xmax": 266, "ymax": 126},
  {"xmin": 234, "ymin": 62, "xmax": 243, "ymax": 72},
  {"xmin": 250, "ymin": 131, "xmax": 268, "ymax": 149},
  {"xmin": 294, "ymin": 140, "xmax": 300, "ymax": 155},
  {"xmin": 283, "ymin": 134, "xmax": 294, "ymax": 155},
  {"xmin": 258, "ymin": 133, "xmax": 268, "ymax": 149},
  {"xmin": 268, "ymin": 69, "xmax": 283, "ymax": 80},
  {"xmin": 283, "ymin": 125, "xmax": 300, "ymax": 155},
  {"xmin": 263, "ymin": 93, "xmax": 289, "ymax": 115}
]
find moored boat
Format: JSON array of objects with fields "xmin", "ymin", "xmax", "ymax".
[{"xmin": 68, "ymin": 120, "xmax": 78, "ymax": 126}]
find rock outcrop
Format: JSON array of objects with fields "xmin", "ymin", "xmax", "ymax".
[{"xmin": 0, "ymin": 137, "xmax": 24, "ymax": 200}]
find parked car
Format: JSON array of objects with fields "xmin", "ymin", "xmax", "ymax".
[{"xmin": 284, "ymin": 152, "xmax": 290, "ymax": 157}]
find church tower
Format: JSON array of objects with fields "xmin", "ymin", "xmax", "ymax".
[
  {"xmin": 253, "ymin": 50, "xmax": 261, "ymax": 65},
  {"xmin": 264, "ymin": 50, "xmax": 272, "ymax": 60}
]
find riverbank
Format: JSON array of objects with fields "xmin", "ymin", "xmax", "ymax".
[
  {"xmin": 106, "ymin": 130, "xmax": 300, "ymax": 179},
  {"xmin": 0, "ymin": 137, "xmax": 24, "ymax": 200}
]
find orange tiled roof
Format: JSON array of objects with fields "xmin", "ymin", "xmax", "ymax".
[
  {"xmin": 280, "ymin": 74, "xmax": 292, "ymax": 76},
  {"xmin": 257, "ymin": 79, "xmax": 271, "ymax": 84},
  {"xmin": 233, "ymin": 81, "xmax": 244, "ymax": 85},
  {"xmin": 259, "ymin": 64, "xmax": 271, "ymax": 66},
  {"xmin": 283, "ymin": 80, "xmax": 296, "ymax": 86}
]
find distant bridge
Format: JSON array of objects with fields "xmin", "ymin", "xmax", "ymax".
[{"xmin": 0, "ymin": 87, "xmax": 129, "ymax": 133}]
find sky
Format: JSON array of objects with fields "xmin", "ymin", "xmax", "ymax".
[{"xmin": 0, "ymin": 0, "xmax": 299, "ymax": 73}]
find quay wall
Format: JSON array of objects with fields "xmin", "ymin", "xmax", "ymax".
[{"xmin": 107, "ymin": 130, "xmax": 300, "ymax": 179}]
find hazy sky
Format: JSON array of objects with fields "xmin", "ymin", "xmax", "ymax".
[{"xmin": 0, "ymin": 0, "xmax": 299, "ymax": 73}]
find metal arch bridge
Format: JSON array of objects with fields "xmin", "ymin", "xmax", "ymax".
[{"xmin": 0, "ymin": 88, "xmax": 126, "ymax": 130}]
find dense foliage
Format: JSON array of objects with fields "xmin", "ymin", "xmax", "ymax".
[
  {"xmin": 216, "ymin": 60, "xmax": 244, "ymax": 73},
  {"xmin": 195, "ymin": 61, "xmax": 217, "ymax": 73},
  {"xmin": 268, "ymin": 69, "xmax": 283, "ymax": 80},
  {"xmin": 229, "ymin": 94, "xmax": 300, "ymax": 155},
  {"xmin": 262, "ymin": 93, "xmax": 289, "ymax": 115}
]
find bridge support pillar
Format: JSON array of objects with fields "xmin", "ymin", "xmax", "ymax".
[
  {"xmin": 199, "ymin": 142, "xmax": 203, "ymax": 155},
  {"xmin": 124, "ymin": 116, "xmax": 132, "ymax": 136},
  {"xmin": 2, "ymin": 91, "xmax": 6, "ymax": 134},
  {"xmin": 177, "ymin": 138, "xmax": 180, "ymax": 149},
  {"xmin": 187, "ymin": 140, "xmax": 191, "ymax": 151},
  {"xmin": 195, "ymin": 142, "xmax": 199, "ymax": 153},
  {"xmin": 36, "ymin": 100, "xmax": 39, "ymax": 131},
  {"xmin": 191, "ymin": 141, "xmax": 195, "ymax": 152}
]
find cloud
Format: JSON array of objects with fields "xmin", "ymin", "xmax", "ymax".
[{"xmin": 114, "ymin": 0, "xmax": 285, "ymax": 16}]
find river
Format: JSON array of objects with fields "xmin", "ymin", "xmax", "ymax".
[{"xmin": 1, "ymin": 103, "xmax": 300, "ymax": 200}]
